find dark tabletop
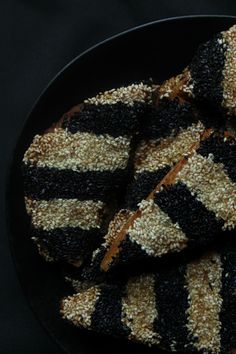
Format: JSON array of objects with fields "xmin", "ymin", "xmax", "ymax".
[{"xmin": 2, "ymin": 1, "xmax": 236, "ymax": 353}]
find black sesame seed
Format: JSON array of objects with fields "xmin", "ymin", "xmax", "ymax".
[
  {"xmin": 108, "ymin": 235, "xmax": 149, "ymax": 271},
  {"xmin": 155, "ymin": 182, "xmax": 224, "ymax": 246},
  {"xmin": 154, "ymin": 265, "xmax": 190, "ymax": 351},
  {"xmin": 125, "ymin": 167, "xmax": 171, "ymax": 210},
  {"xmin": 22, "ymin": 164, "xmax": 128, "ymax": 202},
  {"xmin": 91, "ymin": 282, "xmax": 130, "ymax": 337},
  {"xmin": 63, "ymin": 102, "xmax": 147, "ymax": 137},
  {"xmin": 142, "ymin": 98, "xmax": 196, "ymax": 140},
  {"xmin": 33, "ymin": 227, "xmax": 103, "ymax": 261},
  {"xmin": 197, "ymin": 133, "xmax": 236, "ymax": 183},
  {"xmin": 81, "ymin": 246, "xmax": 107, "ymax": 282},
  {"xmin": 189, "ymin": 33, "xmax": 226, "ymax": 109}
]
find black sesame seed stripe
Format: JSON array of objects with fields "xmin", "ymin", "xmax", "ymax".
[
  {"xmin": 155, "ymin": 182, "xmax": 224, "ymax": 247},
  {"xmin": 154, "ymin": 264, "xmax": 189, "ymax": 351},
  {"xmin": 189, "ymin": 33, "xmax": 227, "ymax": 107},
  {"xmin": 197, "ymin": 134, "xmax": 236, "ymax": 183},
  {"xmin": 22, "ymin": 164, "xmax": 128, "ymax": 202},
  {"xmin": 62, "ymin": 102, "xmax": 147, "ymax": 137},
  {"xmin": 82, "ymin": 246, "xmax": 107, "ymax": 282},
  {"xmin": 110, "ymin": 236, "xmax": 149, "ymax": 269},
  {"xmin": 32, "ymin": 227, "xmax": 103, "ymax": 262},
  {"xmin": 220, "ymin": 245, "xmax": 236, "ymax": 353},
  {"xmin": 90, "ymin": 282, "xmax": 130, "ymax": 337},
  {"xmin": 125, "ymin": 167, "xmax": 171, "ymax": 210},
  {"xmin": 142, "ymin": 99, "xmax": 196, "ymax": 140}
]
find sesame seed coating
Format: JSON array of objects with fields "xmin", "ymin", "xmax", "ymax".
[
  {"xmin": 81, "ymin": 246, "xmax": 107, "ymax": 282},
  {"xmin": 84, "ymin": 83, "xmax": 155, "ymax": 106},
  {"xmin": 155, "ymin": 182, "xmax": 224, "ymax": 246},
  {"xmin": 100, "ymin": 131, "xmax": 236, "ymax": 272},
  {"xmin": 61, "ymin": 286, "xmax": 101, "ymax": 328},
  {"xmin": 122, "ymin": 274, "xmax": 160, "ymax": 346},
  {"xmin": 23, "ymin": 128, "xmax": 131, "ymax": 172},
  {"xmin": 184, "ymin": 25, "xmax": 236, "ymax": 117},
  {"xmin": 25, "ymin": 198, "xmax": 104, "ymax": 231},
  {"xmin": 23, "ymin": 165, "xmax": 127, "ymax": 202},
  {"xmin": 127, "ymin": 199, "xmax": 187, "ymax": 257},
  {"xmin": 104, "ymin": 209, "xmax": 133, "ymax": 243},
  {"xmin": 32, "ymin": 226, "xmax": 103, "ymax": 262},
  {"xmin": 197, "ymin": 133, "xmax": 236, "ymax": 183},
  {"xmin": 222, "ymin": 25, "xmax": 236, "ymax": 116},
  {"xmin": 124, "ymin": 122, "xmax": 204, "ymax": 210},
  {"xmin": 61, "ymin": 244, "xmax": 236, "ymax": 353},
  {"xmin": 23, "ymin": 82, "xmax": 157, "ymax": 263},
  {"xmin": 63, "ymin": 102, "xmax": 147, "ymax": 137},
  {"xmin": 178, "ymin": 153, "xmax": 236, "ymax": 230},
  {"xmin": 21, "ymin": 26, "xmax": 236, "ymax": 352},
  {"xmin": 82, "ymin": 210, "xmax": 134, "ymax": 281},
  {"xmin": 135, "ymin": 122, "xmax": 205, "ymax": 173},
  {"xmin": 113, "ymin": 236, "xmax": 149, "ymax": 268},
  {"xmin": 94, "ymin": 209, "xmax": 134, "ymax": 258},
  {"xmin": 91, "ymin": 282, "xmax": 129, "ymax": 337},
  {"xmin": 62, "ymin": 83, "xmax": 155, "ymax": 137},
  {"xmin": 189, "ymin": 33, "xmax": 226, "ymax": 107},
  {"xmin": 186, "ymin": 253, "xmax": 222, "ymax": 353},
  {"xmin": 142, "ymin": 98, "xmax": 195, "ymax": 140},
  {"xmin": 125, "ymin": 168, "xmax": 171, "ymax": 210},
  {"xmin": 154, "ymin": 264, "xmax": 189, "ymax": 351}
]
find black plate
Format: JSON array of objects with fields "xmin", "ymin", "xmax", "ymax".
[{"xmin": 7, "ymin": 15, "xmax": 236, "ymax": 354}]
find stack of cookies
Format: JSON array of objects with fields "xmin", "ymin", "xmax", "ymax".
[{"xmin": 23, "ymin": 25, "xmax": 236, "ymax": 354}]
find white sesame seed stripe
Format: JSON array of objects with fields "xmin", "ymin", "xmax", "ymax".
[
  {"xmin": 23, "ymin": 128, "xmax": 131, "ymax": 172},
  {"xmin": 177, "ymin": 153, "xmax": 236, "ymax": 229},
  {"xmin": 61, "ymin": 286, "xmax": 101, "ymax": 328},
  {"xmin": 25, "ymin": 197, "xmax": 104, "ymax": 231},
  {"xmin": 84, "ymin": 83, "xmax": 156, "ymax": 106},
  {"xmin": 91, "ymin": 209, "xmax": 133, "ymax": 263},
  {"xmin": 134, "ymin": 123, "xmax": 205, "ymax": 173},
  {"xmin": 186, "ymin": 253, "xmax": 222, "ymax": 354},
  {"xmin": 122, "ymin": 274, "xmax": 160, "ymax": 346},
  {"xmin": 128, "ymin": 200, "xmax": 188, "ymax": 256},
  {"xmin": 222, "ymin": 25, "xmax": 236, "ymax": 116},
  {"xmin": 104, "ymin": 210, "xmax": 133, "ymax": 245}
]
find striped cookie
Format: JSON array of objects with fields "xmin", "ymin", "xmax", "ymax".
[
  {"xmin": 100, "ymin": 131, "xmax": 236, "ymax": 272},
  {"xmin": 174, "ymin": 25, "xmax": 236, "ymax": 117},
  {"xmin": 84, "ymin": 66, "xmax": 223, "ymax": 278},
  {"xmin": 87, "ymin": 124, "xmax": 206, "ymax": 279},
  {"xmin": 86, "ymin": 97, "xmax": 206, "ymax": 278},
  {"xmin": 61, "ymin": 244, "xmax": 236, "ymax": 353},
  {"xmin": 22, "ymin": 82, "xmax": 155, "ymax": 262},
  {"xmin": 125, "ymin": 121, "xmax": 205, "ymax": 209}
]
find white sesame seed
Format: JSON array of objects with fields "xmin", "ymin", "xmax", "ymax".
[
  {"xmin": 23, "ymin": 129, "xmax": 131, "ymax": 172},
  {"xmin": 185, "ymin": 253, "xmax": 222, "ymax": 353},
  {"xmin": 84, "ymin": 83, "xmax": 156, "ymax": 106},
  {"xmin": 121, "ymin": 274, "xmax": 160, "ymax": 346},
  {"xmin": 25, "ymin": 197, "xmax": 104, "ymax": 231},
  {"xmin": 128, "ymin": 199, "xmax": 187, "ymax": 256}
]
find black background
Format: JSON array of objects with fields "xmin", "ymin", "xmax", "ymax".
[{"xmin": 2, "ymin": 1, "xmax": 236, "ymax": 353}]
